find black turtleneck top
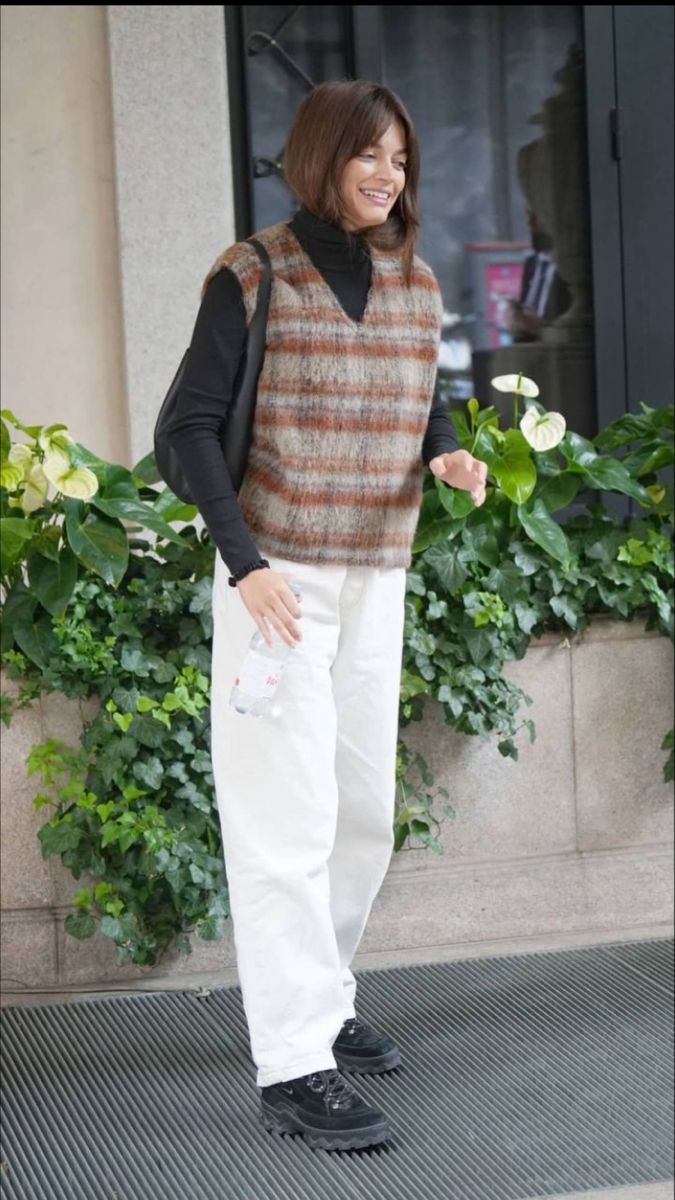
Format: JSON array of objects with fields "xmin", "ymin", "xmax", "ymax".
[{"xmin": 165, "ymin": 205, "xmax": 459, "ymax": 575}]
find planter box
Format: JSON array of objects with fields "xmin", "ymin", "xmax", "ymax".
[{"xmin": 1, "ymin": 614, "xmax": 673, "ymax": 993}]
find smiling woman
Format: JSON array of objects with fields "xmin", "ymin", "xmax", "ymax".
[
  {"xmin": 163, "ymin": 77, "xmax": 486, "ymax": 1153},
  {"xmin": 280, "ymin": 79, "xmax": 422, "ymax": 285},
  {"xmin": 339, "ymin": 122, "xmax": 408, "ymax": 231}
]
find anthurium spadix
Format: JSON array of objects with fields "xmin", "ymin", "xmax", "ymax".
[{"xmin": 520, "ymin": 406, "xmax": 567, "ymax": 452}]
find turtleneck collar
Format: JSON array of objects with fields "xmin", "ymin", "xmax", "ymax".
[{"xmin": 288, "ymin": 204, "xmax": 371, "ymax": 272}]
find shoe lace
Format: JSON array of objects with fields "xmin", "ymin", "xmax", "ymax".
[{"xmin": 306, "ymin": 1068, "xmax": 354, "ymax": 1109}]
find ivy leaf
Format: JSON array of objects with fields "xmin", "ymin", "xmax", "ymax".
[
  {"xmin": 196, "ymin": 916, "xmax": 225, "ymax": 941},
  {"xmin": 512, "ymin": 542, "xmax": 543, "ymax": 576},
  {"xmin": 64, "ymin": 912, "xmax": 97, "ymax": 939},
  {"xmin": 437, "ymin": 683, "xmax": 463, "ymax": 718},
  {"xmin": 549, "ymin": 594, "xmax": 580, "ymax": 628},
  {"xmin": 469, "ymin": 524, "xmax": 500, "ymax": 567},
  {"xmin": 167, "ymin": 762, "xmax": 189, "ymax": 783},
  {"xmin": 100, "ymin": 915, "xmax": 122, "ymax": 939},
  {"xmin": 120, "ymin": 646, "xmax": 153, "ymax": 677},
  {"xmin": 171, "ymin": 727, "xmax": 196, "ymax": 753},
  {"xmin": 424, "ymin": 543, "xmax": 473, "ymax": 595},
  {"xmin": 192, "ymin": 750, "xmax": 213, "ymax": 774},
  {"xmin": 175, "ymin": 781, "xmax": 211, "ymax": 812},
  {"xmin": 96, "ymin": 735, "xmax": 138, "ymax": 786},
  {"xmin": 189, "ymin": 577, "xmax": 213, "ymax": 617},
  {"xmin": 154, "ymin": 660, "xmax": 178, "ymax": 686},
  {"xmin": 132, "ymin": 756, "xmax": 164, "ymax": 789},
  {"xmin": 514, "ymin": 603, "xmax": 541, "ymax": 635},
  {"xmin": 405, "ymin": 571, "xmax": 426, "ymax": 597},
  {"xmin": 174, "ymin": 933, "xmax": 193, "ymax": 956},
  {"xmin": 38, "ymin": 819, "xmax": 82, "ymax": 857},
  {"xmin": 129, "ymin": 715, "xmax": 166, "ymax": 749},
  {"xmin": 462, "ymin": 627, "xmax": 495, "ymax": 666}
]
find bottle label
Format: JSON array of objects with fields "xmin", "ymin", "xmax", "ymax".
[{"xmin": 234, "ymin": 649, "xmax": 285, "ymax": 700}]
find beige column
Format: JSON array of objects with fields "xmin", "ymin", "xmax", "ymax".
[{"xmin": 1, "ymin": 5, "xmax": 130, "ymax": 465}]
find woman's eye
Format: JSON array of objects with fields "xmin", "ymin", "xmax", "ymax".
[{"xmin": 359, "ymin": 154, "xmax": 407, "ymax": 169}]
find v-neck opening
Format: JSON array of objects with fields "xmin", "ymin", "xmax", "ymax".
[{"xmin": 284, "ymin": 222, "xmax": 377, "ymax": 330}]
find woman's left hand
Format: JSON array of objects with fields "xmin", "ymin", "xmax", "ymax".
[{"xmin": 428, "ymin": 450, "xmax": 488, "ymax": 507}]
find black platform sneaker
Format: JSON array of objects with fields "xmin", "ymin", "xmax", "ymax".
[
  {"xmin": 259, "ymin": 1068, "xmax": 393, "ymax": 1150},
  {"xmin": 332, "ymin": 1016, "xmax": 402, "ymax": 1074}
]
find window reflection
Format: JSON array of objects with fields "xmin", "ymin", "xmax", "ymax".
[{"xmin": 384, "ymin": 8, "xmax": 595, "ymax": 438}]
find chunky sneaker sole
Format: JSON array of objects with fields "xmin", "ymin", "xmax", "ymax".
[
  {"xmin": 258, "ymin": 1099, "xmax": 392, "ymax": 1150},
  {"xmin": 259, "ymin": 1068, "xmax": 393, "ymax": 1151}
]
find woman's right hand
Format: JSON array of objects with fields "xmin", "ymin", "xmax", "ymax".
[{"xmin": 236, "ymin": 568, "xmax": 303, "ymax": 649}]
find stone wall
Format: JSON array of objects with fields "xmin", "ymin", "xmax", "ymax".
[{"xmin": 1, "ymin": 616, "xmax": 672, "ymax": 994}]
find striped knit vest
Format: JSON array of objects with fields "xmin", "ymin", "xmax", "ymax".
[{"xmin": 206, "ymin": 220, "xmax": 443, "ymax": 569}]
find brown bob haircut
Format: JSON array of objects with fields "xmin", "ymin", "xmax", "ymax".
[{"xmin": 281, "ymin": 80, "xmax": 421, "ymax": 286}]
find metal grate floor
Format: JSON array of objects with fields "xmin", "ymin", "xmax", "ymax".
[{"xmin": 1, "ymin": 937, "xmax": 673, "ymax": 1200}]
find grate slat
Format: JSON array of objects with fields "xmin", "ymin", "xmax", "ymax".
[{"xmin": 1, "ymin": 937, "xmax": 673, "ymax": 1200}]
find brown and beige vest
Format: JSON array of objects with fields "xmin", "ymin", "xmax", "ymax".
[{"xmin": 205, "ymin": 221, "xmax": 443, "ymax": 570}]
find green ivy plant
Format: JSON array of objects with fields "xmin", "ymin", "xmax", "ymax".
[
  {"xmin": 403, "ymin": 383, "xmax": 673, "ymax": 773},
  {"xmin": 1, "ymin": 388, "xmax": 673, "ymax": 968}
]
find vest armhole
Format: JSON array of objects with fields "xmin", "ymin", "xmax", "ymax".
[{"xmin": 200, "ymin": 241, "xmax": 264, "ymax": 325}]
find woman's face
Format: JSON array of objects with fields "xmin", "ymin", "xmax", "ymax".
[{"xmin": 338, "ymin": 119, "xmax": 408, "ymax": 233}]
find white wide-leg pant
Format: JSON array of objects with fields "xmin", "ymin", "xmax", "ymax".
[{"xmin": 210, "ymin": 550, "xmax": 407, "ymax": 1087}]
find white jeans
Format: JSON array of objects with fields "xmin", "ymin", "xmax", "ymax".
[{"xmin": 210, "ymin": 550, "xmax": 407, "ymax": 1087}]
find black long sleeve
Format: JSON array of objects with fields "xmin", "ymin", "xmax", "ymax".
[
  {"xmin": 164, "ymin": 269, "xmax": 261, "ymax": 576},
  {"xmin": 165, "ymin": 217, "xmax": 460, "ymax": 576},
  {"xmin": 422, "ymin": 383, "xmax": 460, "ymax": 466}
]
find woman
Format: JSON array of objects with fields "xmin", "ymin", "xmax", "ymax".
[{"xmin": 166, "ymin": 80, "xmax": 486, "ymax": 1152}]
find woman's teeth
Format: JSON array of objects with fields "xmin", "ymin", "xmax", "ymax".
[{"xmin": 360, "ymin": 189, "xmax": 390, "ymax": 206}]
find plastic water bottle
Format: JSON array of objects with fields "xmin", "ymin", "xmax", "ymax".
[{"xmin": 229, "ymin": 580, "xmax": 303, "ymax": 718}]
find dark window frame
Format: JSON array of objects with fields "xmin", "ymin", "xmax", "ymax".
[{"xmin": 225, "ymin": 5, "xmax": 673, "ymax": 514}]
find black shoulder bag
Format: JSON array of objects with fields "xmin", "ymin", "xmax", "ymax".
[{"xmin": 153, "ymin": 237, "xmax": 272, "ymax": 505}]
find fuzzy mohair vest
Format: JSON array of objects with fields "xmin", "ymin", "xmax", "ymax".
[{"xmin": 204, "ymin": 220, "xmax": 443, "ymax": 570}]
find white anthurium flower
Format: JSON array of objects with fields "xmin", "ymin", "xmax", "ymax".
[
  {"xmin": 0, "ymin": 461, "xmax": 25, "ymax": 491},
  {"xmin": 8, "ymin": 442, "xmax": 34, "ymax": 474},
  {"xmin": 38, "ymin": 427, "xmax": 74, "ymax": 455},
  {"xmin": 42, "ymin": 446, "xmax": 98, "ymax": 499},
  {"xmin": 491, "ymin": 374, "xmax": 540, "ymax": 398},
  {"xmin": 42, "ymin": 446, "xmax": 73, "ymax": 484},
  {"xmin": 54, "ymin": 465, "xmax": 99, "ymax": 500},
  {"xmin": 20, "ymin": 464, "xmax": 50, "ymax": 513},
  {"xmin": 520, "ymin": 406, "xmax": 567, "ymax": 451}
]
